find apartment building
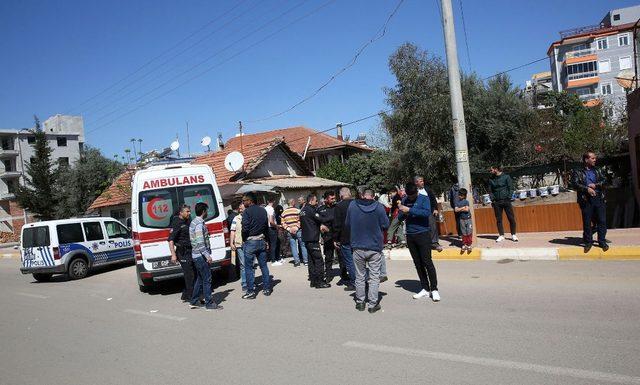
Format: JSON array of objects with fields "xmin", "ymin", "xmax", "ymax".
[
  {"xmin": 548, "ymin": 5, "xmax": 640, "ymax": 118},
  {"xmin": 523, "ymin": 71, "xmax": 553, "ymax": 109}
]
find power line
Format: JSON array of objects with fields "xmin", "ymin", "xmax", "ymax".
[
  {"xmin": 458, "ymin": 0, "xmax": 472, "ymax": 71},
  {"xmin": 483, "ymin": 57, "xmax": 548, "ymax": 81},
  {"xmin": 64, "ymin": 1, "xmax": 248, "ymax": 114},
  {"xmin": 247, "ymin": 0, "xmax": 405, "ymax": 123},
  {"xmin": 86, "ymin": 0, "xmax": 336, "ymax": 134}
]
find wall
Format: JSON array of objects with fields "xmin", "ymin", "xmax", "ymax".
[{"xmin": 247, "ymin": 147, "xmax": 304, "ymax": 179}]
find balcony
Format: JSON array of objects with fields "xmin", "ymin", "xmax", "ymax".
[
  {"xmin": 0, "ymin": 149, "xmax": 19, "ymax": 158},
  {"xmin": 564, "ymin": 48, "xmax": 597, "ymax": 65},
  {"xmin": 566, "ymin": 71, "xmax": 599, "ymax": 88},
  {"xmin": 0, "ymin": 171, "xmax": 21, "ymax": 179},
  {"xmin": 578, "ymin": 93, "xmax": 599, "ymax": 101}
]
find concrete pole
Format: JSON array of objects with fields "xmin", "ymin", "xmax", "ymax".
[
  {"xmin": 440, "ymin": 0, "xmax": 475, "ymax": 238},
  {"xmin": 16, "ymin": 130, "xmax": 29, "ymax": 224}
]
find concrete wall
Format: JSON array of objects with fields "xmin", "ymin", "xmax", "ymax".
[
  {"xmin": 247, "ymin": 147, "xmax": 304, "ymax": 179},
  {"xmin": 601, "ymin": 5, "xmax": 640, "ymax": 27}
]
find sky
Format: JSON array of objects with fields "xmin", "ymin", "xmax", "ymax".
[{"xmin": 1, "ymin": 0, "xmax": 638, "ymax": 159}]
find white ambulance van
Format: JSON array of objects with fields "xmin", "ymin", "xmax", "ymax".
[
  {"xmin": 131, "ymin": 160, "xmax": 232, "ymax": 292},
  {"xmin": 19, "ymin": 217, "xmax": 134, "ymax": 281}
]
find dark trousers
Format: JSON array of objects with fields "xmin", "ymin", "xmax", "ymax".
[
  {"xmin": 191, "ymin": 257, "xmax": 213, "ymax": 307},
  {"xmin": 305, "ymin": 242, "xmax": 324, "ymax": 285},
  {"xmin": 492, "ymin": 199, "xmax": 517, "ymax": 235},
  {"xmin": 268, "ymin": 227, "xmax": 279, "ymax": 262},
  {"xmin": 178, "ymin": 250, "xmax": 196, "ymax": 301},
  {"xmin": 580, "ymin": 197, "xmax": 607, "ymax": 246},
  {"xmin": 454, "ymin": 212, "xmax": 462, "ymax": 237},
  {"xmin": 322, "ymin": 238, "xmax": 334, "ymax": 280},
  {"xmin": 406, "ymin": 232, "xmax": 438, "ymax": 291},
  {"xmin": 428, "ymin": 214, "xmax": 440, "ymax": 246}
]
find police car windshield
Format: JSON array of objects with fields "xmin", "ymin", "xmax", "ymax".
[
  {"xmin": 138, "ymin": 184, "xmax": 218, "ymax": 229},
  {"xmin": 23, "ymin": 227, "xmax": 50, "ymax": 248}
]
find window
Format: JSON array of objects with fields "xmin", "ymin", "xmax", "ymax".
[
  {"xmin": 601, "ymin": 83, "xmax": 612, "ymax": 95},
  {"xmin": 598, "ymin": 59, "xmax": 611, "ymax": 73},
  {"xmin": 619, "ymin": 56, "xmax": 632, "ymax": 70},
  {"xmin": 56, "ymin": 137, "xmax": 67, "ymax": 147},
  {"xmin": 618, "ymin": 33, "xmax": 630, "ymax": 46},
  {"xmin": 23, "ymin": 226, "xmax": 50, "ymax": 248},
  {"xmin": 596, "ymin": 38, "xmax": 608, "ymax": 50},
  {"xmin": 1, "ymin": 137, "xmax": 13, "ymax": 150},
  {"xmin": 27, "ymin": 136, "xmax": 36, "ymax": 144},
  {"xmin": 566, "ymin": 61, "xmax": 598, "ymax": 80},
  {"xmin": 58, "ymin": 157, "xmax": 69, "ymax": 167},
  {"xmin": 613, "ymin": 13, "xmax": 620, "ymax": 21},
  {"xmin": 105, "ymin": 221, "xmax": 130, "ymax": 239},
  {"xmin": 110, "ymin": 209, "xmax": 126, "ymax": 221},
  {"xmin": 83, "ymin": 222, "xmax": 104, "ymax": 241},
  {"xmin": 7, "ymin": 180, "xmax": 17, "ymax": 193},
  {"xmin": 57, "ymin": 223, "xmax": 85, "ymax": 244},
  {"xmin": 138, "ymin": 184, "xmax": 219, "ymax": 229},
  {"xmin": 2, "ymin": 159, "xmax": 12, "ymax": 172}
]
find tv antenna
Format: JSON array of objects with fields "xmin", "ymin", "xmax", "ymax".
[
  {"xmin": 224, "ymin": 151, "xmax": 245, "ymax": 172},
  {"xmin": 201, "ymin": 136, "xmax": 212, "ymax": 152},
  {"xmin": 170, "ymin": 140, "xmax": 180, "ymax": 157}
]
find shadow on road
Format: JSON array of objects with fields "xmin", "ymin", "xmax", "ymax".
[
  {"xmin": 394, "ymin": 279, "xmax": 422, "ymax": 294},
  {"xmin": 29, "ymin": 260, "xmax": 135, "ymax": 284},
  {"xmin": 548, "ymin": 237, "xmax": 583, "ymax": 246}
]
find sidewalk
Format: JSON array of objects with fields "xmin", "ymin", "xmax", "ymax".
[{"xmin": 387, "ymin": 228, "xmax": 640, "ymax": 261}]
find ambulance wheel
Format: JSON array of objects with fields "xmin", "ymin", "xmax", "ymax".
[
  {"xmin": 138, "ymin": 284, "xmax": 149, "ymax": 293},
  {"xmin": 32, "ymin": 273, "xmax": 52, "ymax": 282},
  {"xmin": 68, "ymin": 257, "xmax": 89, "ymax": 280}
]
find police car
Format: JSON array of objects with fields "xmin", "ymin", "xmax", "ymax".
[
  {"xmin": 19, "ymin": 217, "xmax": 134, "ymax": 281},
  {"xmin": 130, "ymin": 160, "xmax": 232, "ymax": 292}
]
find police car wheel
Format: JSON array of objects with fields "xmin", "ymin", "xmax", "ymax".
[
  {"xmin": 68, "ymin": 258, "xmax": 89, "ymax": 280},
  {"xmin": 32, "ymin": 273, "xmax": 52, "ymax": 282}
]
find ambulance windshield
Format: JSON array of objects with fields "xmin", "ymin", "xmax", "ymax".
[{"xmin": 138, "ymin": 184, "xmax": 218, "ymax": 229}]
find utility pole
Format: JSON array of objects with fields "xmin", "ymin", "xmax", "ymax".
[
  {"xmin": 238, "ymin": 121, "xmax": 244, "ymax": 154},
  {"xmin": 185, "ymin": 121, "xmax": 191, "ymax": 157},
  {"xmin": 440, "ymin": 0, "xmax": 475, "ymax": 238}
]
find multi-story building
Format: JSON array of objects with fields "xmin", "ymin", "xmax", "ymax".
[
  {"xmin": 0, "ymin": 115, "xmax": 84, "ymax": 238},
  {"xmin": 548, "ymin": 5, "xmax": 640, "ymax": 118},
  {"xmin": 523, "ymin": 71, "xmax": 554, "ymax": 109}
]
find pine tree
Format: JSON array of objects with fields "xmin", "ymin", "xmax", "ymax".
[{"xmin": 14, "ymin": 116, "xmax": 59, "ymax": 220}]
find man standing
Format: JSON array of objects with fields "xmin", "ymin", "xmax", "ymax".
[
  {"xmin": 241, "ymin": 192, "xmax": 272, "ymax": 299},
  {"xmin": 346, "ymin": 188, "xmax": 389, "ymax": 313},
  {"xmin": 386, "ymin": 186, "xmax": 406, "ymax": 248},
  {"xmin": 189, "ymin": 202, "xmax": 222, "ymax": 311},
  {"xmin": 168, "ymin": 205, "xmax": 195, "ymax": 302},
  {"xmin": 488, "ymin": 165, "xmax": 518, "ymax": 242},
  {"xmin": 265, "ymin": 197, "xmax": 282, "ymax": 266},
  {"xmin": 317, "ymin": 190, "xmax": 337, "ymax": 282},
  {"xmin": 571, "ymin": 151, "xmax": 609, "ymax": 253},
  {"xmin": 297, "ymin": 196, "xmax": 306, "ymax": 209},
  {"xmin": 332, "ymin": 187, "xmax": 356, "ymax": 291},
  {"xmin": 399, "ymin": 182, "xmax": 440, "ymax": 302},
  {"xmin": 281, "ymin": 199, "xmax": 308, "ymax": 267},
  {"xmin": 448, "ymin": 183, "xmax": 462, "ymax": 238},
  {"xmin": 229, "ymin": 202, "xmax": 247, "ymax": 294},
  {"xmin": 300, "ymin": 194, "xmax": 331, "ymax": 289},
  {"xmin": 415, "ymin": 176, "xmax": 443, "ymax": 252}
]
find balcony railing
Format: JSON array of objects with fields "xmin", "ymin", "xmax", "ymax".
[
  {"xmin": 578, "ymin": 93, "xmax": 599, "ymax": 101},
  {"xmin": 565, "ymin": 48, "xmax": 596, "ymax": 60},
  {"xmin": 567, "ymin": 71, "xmax": 598, "ymax": 81}
]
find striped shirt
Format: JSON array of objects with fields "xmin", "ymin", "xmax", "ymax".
[
  {"xmin": 189, "ymin": 216, "xmax": 211, "ymax": 259},
  {"xmin": 281, "ymin": 206, "xmax": 301, "ymax": 231}
]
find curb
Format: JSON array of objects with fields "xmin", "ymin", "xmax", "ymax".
[{"xmin": 387, "ymin": 247, "xmax": 640, "ymax": 261}]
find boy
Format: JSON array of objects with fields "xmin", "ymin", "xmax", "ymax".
[{"xmin": 454, "ymin": 188, "xmax": 473, "ymax": 251}]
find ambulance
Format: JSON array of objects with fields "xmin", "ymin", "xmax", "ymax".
[{"xmin": 131, "ymin": 160, "xmax": 232, "ymax": 292}]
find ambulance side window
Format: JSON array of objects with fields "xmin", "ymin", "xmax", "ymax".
[
  {"xmin": 83, "ymin": 222, "xmax": 104, "ymax": 241},
  {"xmin": 57, "ymin": 224, "xmax": 85, "ymax": 244}
]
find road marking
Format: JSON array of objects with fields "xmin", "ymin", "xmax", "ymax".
[
  {"xmin": 343, "ymin": 341, "xmax": 640, "ymax": 384},
  {"xmin": 124, "ymin": 309, "xmax": 186, "ymax": 321},
  {"xmin": 16, "ymin": 292, "xmax": 48, "ymax": 299}
]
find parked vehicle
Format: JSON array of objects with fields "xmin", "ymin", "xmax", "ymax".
[
  {"xmin": 20, "ymin": 217, "xmax": 134, "ymax": 282},
  {"xmin": 130, "ymin": 159, "xmax": 233, "ymax": 292}
]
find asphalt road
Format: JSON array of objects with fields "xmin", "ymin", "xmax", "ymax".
[{"xmin": 1, "ymin": 257, "xmax": 639, "ymax": 385}]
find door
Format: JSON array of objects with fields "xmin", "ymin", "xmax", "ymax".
[
  {"xmin": 104, "ymin": 220, "xmax": 134, "ymax": 261},
  {"xmin": 21, "ymin": 226, "xmax": 54, "ymax": 268},
  {"xmin": 82, "ymin": 221, "xmax": 110, "ymax": 265}
]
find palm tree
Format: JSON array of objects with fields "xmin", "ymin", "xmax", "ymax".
[
  {"xmin": 137, "ymin": 138, "xmax": 143, "ymax": 155},
  {"xmin": 124, "ymin": 149, "xmax": 131, "ymax": 164},
  {"xmin": 130, "ymin": 138, "xmax": 137, "ymax": 162}
]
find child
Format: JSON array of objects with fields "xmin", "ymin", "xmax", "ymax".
[{"xmin": 454, "ymin": 188, "xmax": 473, "ymax": 251}]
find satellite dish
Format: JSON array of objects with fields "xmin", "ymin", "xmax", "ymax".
[
  {"xmin": 224, "ymin": 151, "xmax": 244, "ymax": 172},
  {"xmin": 201, "ymin": 136, "xmax": 211, "ymax": 146},
  {"xmin": 616, "ymin": 70, "xmax": 637, "ymax": 90},
  {"xmin": 170, "ymin": 140, "xmax": 180, "ymax": 152}
]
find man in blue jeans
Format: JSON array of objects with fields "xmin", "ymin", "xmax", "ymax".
[
  {"xmin": 241, "ymin": 192, "xmax": 272, "ymax": 299},
  {"xmin": 281, "ymin": 199, "xmax": 307, "ymax": 266},
  {"xmin": 229, "ymin": 202, "xmax": 247, "ymax": 293},
  {"xmin": 189, "ymin": 202, "xmax": 222, "ymax": 311}
]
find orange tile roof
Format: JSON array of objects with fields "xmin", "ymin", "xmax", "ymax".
[
  {"xmin": 88, "ymin": 168, "xmax": 135, "ymax": 210},
  {"xmin": 547, "ymin": 22, "xmax": 636, "ymax": 55},
  {"xmin": 224, "ymin": 126, "xmax": 371, "ymax": 155}
]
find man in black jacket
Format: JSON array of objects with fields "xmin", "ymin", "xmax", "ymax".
[
  {"xmin": 241, "ymin": 192, "xmax": 272, "ymax": 299},
  {"xmin": 168, "ymin": 205, "xmax": 194, "ymax": 302},
  {"xmin": 333, "ymin": 187, "xmax": 356, "ymax": 290},
  {"xmin": 300, "ymin": 194, "xmax": 331, "ymax": 289},
  {"xmin": 317, "ymin": 190, "xmax": 337, "ymax": 282},
  {"xmin": 571, "ymin": 151, "xmax": 608, "ymax": 253}
]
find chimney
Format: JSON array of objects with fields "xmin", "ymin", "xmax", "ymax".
[
  {"xmin": 217, "ymin": 133, "xmax": 224, "ymax": 151},
  {"xmin": 336, "ymin": 123, "xmax": 343, "ymax": 141}
]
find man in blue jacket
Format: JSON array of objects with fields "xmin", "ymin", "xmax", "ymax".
[
  {"xmin": 346, "ymin": 188, "xmax": 389, "ymax": 313},
  {"xmin": 398, "ymin": 182, "xmax": 440, "ymax": 302}
]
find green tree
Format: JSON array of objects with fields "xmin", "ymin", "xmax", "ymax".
[
  {"xmin": 15, "ymin": 116, "xmax": 59, "ymax": 220},
  {"xmin": 316, "ymin": 151, "xmax": 398, "ymax": 192},
  {"xmin": 316, "ymin": 158, "xmax": 349, "ymax": 183},
  {"xmin": 54, "ymin": 146, "xmax": 124, "ymax": 218}
]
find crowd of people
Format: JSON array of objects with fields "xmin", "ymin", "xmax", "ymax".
[{"xmin": 167, "ymin": 151, "xmax": 610, "ymax": 312}]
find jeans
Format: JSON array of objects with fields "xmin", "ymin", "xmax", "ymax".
[
  {"xmin": 387, "ymin": 217, "xmax": 405, "ymax": 244},
  {"xmin": 454, "ymin": 212, "xmax": 462, "ymax": 237},
  {"xmin": 580, "ymin": 196, "xmax": 607, "ymax": 246},
  {"xmin": 236, "ymin": 247, "xmax": 247, "ymax": 292},
  {"xmin": 243, "ymin": 239, "xmax": 271, "ymax": 292},
  {"xmin": 268, "ymin": 227, "xmax": 279, "ymax": 262},
  {"xmin": 340, "ymin": 244, "xmax": 356, "ymax": 286},
  {"xmin": 492, "ymin": 199, "xmax": 517, "ymax": 235},
  {"xmin": 406, "ymin": 232, "xmax": 438, "ymax": 291},
  {"xmin": 353, "ymin": 249, "xmax": 383, "ymax": 308},
  {"xmin": 190, "ymin": 256, "xmax": 213, "ymax": 306},
  {"xmin": 428, "ymin": 214, "xmax": 440, "ymax": 246},
  {"xmin": 288, "ymin": 230, "xmax": 308, "ymax": 264}
]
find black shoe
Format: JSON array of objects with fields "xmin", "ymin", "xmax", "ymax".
[
  {"xmin": 601, "ymin": 243, "xmax": 609, "ymax": 252},
  {"xmin": 584, "ymin": 244, "xmax": 592, "ymax": 253},
  {"xmin": 315, "ymin": 282, "xmax": 331, "ymax": 289},
  {"xmin": 263, "ymin": 289, "xmax": 272, "ymax": 296},
  {"xmin": 310, "ymin": 282, "xmax": 315, "ymax": 288},
  {"xmin": 294, "ymin": 262, "xmax": 300, "ymax": 267},
  {"xmin": 379, "ymin": 276, "xmax": 388, "ymax": 283},
  {"xmin": 344, "ymin": 284, "xmax": 355, "ymax": 291},
  {"xmin": 368, "ymin": 304, "xmax": 381, "ymax": 314},
  {"xmin": 355, "ymin": 302, "xmax": 366, "ymax": 311},
  {"xmin": 242, "ymin": 291, "xmax": 256, "ymax": 299}
]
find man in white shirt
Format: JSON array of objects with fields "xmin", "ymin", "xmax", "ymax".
[{"xmin": 265, "ymin": 197, "xmax": 282, "ymax": 266}]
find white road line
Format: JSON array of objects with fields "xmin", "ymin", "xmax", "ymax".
[
  {"xmin": 124, "ymin": 309, "xmax": 186, "ymax": 321},
  {"xmin": 16, "ymin": 292, "xmax": 48, "ymax": 299},
  {"xmin": 343, "ymin": 341, "xmax": 640, "ymax": 384}
]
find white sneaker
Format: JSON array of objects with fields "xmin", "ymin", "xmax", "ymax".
[
  {"xmin": 431, "ymin": 290, "xmax": 441, "ymax": 302},
  {"xmin": 496, "ymin": 236, "xmax": 505, "ymax": 243},
  {"xmin": 412, "ymin": 289, "xmax": 429, "ymax": 299},
  {"xmin": 271, "ymin": 261, "xmax": 283, "ymax": 266},
  {"xmin": 511, "ymin": 234, "xmax": 519, "ymax": 242}
]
